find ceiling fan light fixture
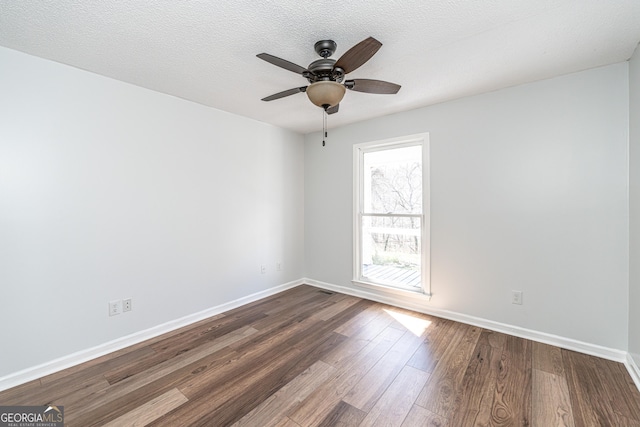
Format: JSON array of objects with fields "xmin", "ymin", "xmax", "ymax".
[
  {"xmin": 258, "ymin": 37, "xmax": 400, "ymax": 116},
  {"xmin": 306, "ymin": 81, "xmax": 345, "ymax": 108}
]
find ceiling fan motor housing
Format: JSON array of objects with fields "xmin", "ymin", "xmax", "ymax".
[
  {"xmin": 307, "ymin": 40, "xmax": 345, "ymax": 83},
  {"xmin": 307, "ymin": 58, "xmax": 344, "ymax": 83}
]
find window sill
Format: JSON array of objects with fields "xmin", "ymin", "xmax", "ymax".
[{"xmin": 351, "ymin": 279, "xmax": 432, "ymax": 301}]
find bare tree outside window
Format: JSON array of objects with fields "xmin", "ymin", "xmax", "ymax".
[{"xmin": 361, "ymin": 145, "xmax": 422, "ymax": 288}]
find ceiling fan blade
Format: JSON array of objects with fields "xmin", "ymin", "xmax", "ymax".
[
  {"xmin": 257, "ymin": 53, "xmax": 309, "ymax": 75},
  {"xmin": 334, "ymin": 37, "xmax": 382, "ymax": 74},
  {"xmin": 326, "ymin": 104, "xmax": 339, "ymax": 115},
  {"xmin": 261, "ymin": 86, "xmax": 307, "ymax": 102},
  {"xmin": 346, "ymin": 79, "xmax": 401, "ymax": 94}
]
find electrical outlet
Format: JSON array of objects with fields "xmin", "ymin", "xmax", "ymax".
[
  {"xmin": 109, "ymin": 300, "xmax": 122, "ymax": 316},
  {"xmin": 123, "ymin": 298, "xmax": 132, "ymax": 312},
  {"xmin": 260, "ymin": 264, "xmax": 267, "ymax": 274},
  {"xmin": 276, "ymin": 262, "xmax": 282, "ymax": 271},
  {"xmin": 511, "ymin": 291, "xmax": 523, "ymax": 305}
]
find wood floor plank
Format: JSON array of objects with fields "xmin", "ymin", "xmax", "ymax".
[
  {"xmin": 593, "ymin": 356, "xmax": 640, "ymax": 422},
  {"xmin": 463, "ymin": 380, "xmax": 497, "ymax": 426},
  {"xmin": 333, "ymin": 302, "xmax": 387, "ymax": 337},
  {"xmin": 226, "ymin": 305, "xmax": 329, "ymax": 354},
  {"xmin": 342, "ymin": 329, "xmax": 424, "ymax": 412},
  {"xmin": 228, "ymin": 298, "xmax": 371, "ymax": 361},
  {"xmin": 44, "ymin": 345, "xmax": 158, "ymax": 387},
  {"xmin": 317, "ymin": 401, "xmax": 367, "ymax": 427},
  {"xmin": 532, "ymin": 340, "xmax": 565, "ymax": 376},
  {"xmin": 407, "ymin": 317, "xmax": 456, "ymax": 373},
  {"xmin": 490, "ymin": 334, "xmax": 532, "ymax": 426},
  {"xmin": 149, "ymin": 312, "xmax": 265, "ymax": 354},
  {"xmin": 175, "ymin": 323, "xmax": 312, "ymax": 399},
  {"xmin": 102, "ymin": 313, "xmax": 265, "ymax": 386},
  {"xmin": 532, "ymin": 369, "xmax": 574, "ymax": 427},
  {"xmin": 220, "ymin": 286, "xmax": 311, "ymax": 319},
  {"xmin": 311, "ymin": 294, "xmax": 362, "ymax": 321},
  {"xmin": 63, "ymin": 327, "xmax": 255, "ymax": 426},
  {"xmin": 414, "ymin": 323, "xmax": 482, "ymax": 418},
  {"xmin": 67, "ymin": 346, "xmax": 239, "ymax": 426},
  {"xmin": 447, "ymin": 329, "xmax": 503, "ymax": 427},
  {"xmin": 37, "ymin": 335, "xmax": 177, "ymax": 387},
  {"xmin": 1, "ymin": 371, "xmax": 111, "ymax": 408},
  {"xmin": 171, "ymin": 301, "xmax": 363, "ymax": 405},
  {"xmin": 274, "ymin": 417, "xmax": 303, "ymax": 427},
  {"xmin": 224, "ymin": 333, "xmax": 346, "ymax": 427},
  {"xmin": 616, "ymin": 413, "xmax": 640, "ymax": 427},
  {"xmin": 0, "ymin": 379, "xmax": 42, "ymax": 405},
  {"xmin": 262, "ymin": 292, "xmax": 335, "ymax": 322},
  {"xmin": 232, "ymin": 360, "xmax": 336, "ymax": 427},
  {"xmin": 102, "ymin": 388, "xmax": 188, "ymax": 427},
  {"xmin": 43, "ymin": 378, "xmax": 112, "ymax": 409},
  {"xmin": 263, "ymin": 288, "xmax": 334, "ymax": 316},
  {"xmin": 288, "ymin": 326, "xmax": 405, "ymax": 427},
  {"xmin": 359, "ymin": 365, "xmax": 430, "ymax": 427},
  {"xmin": 149, "ymin": 345, "xmax": 306, "ymax": 426},
  {"xmin": 321, "ymin": 306, "xmax": 397, "ymax": 367},
  {"xmin": 400, "ymin": 404, "xmax": 447, "ymax": 427},
  {"xmin": 150, "ymin": 301, "xmax": 369, "ymax": 426},
  {"xmin": 63, "ymin": 350, "xmax": 233, "ymax": 425},
  {"xmin": 0, "ymin": 346, "xmax": 158, "ymax": 406},
  {"xmin": 563, "ymin": 349, "xmax": 619, "ymax": 426}
]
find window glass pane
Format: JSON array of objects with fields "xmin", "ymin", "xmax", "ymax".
[
  {"xmin": 363, "ymin": 145, "xmax": 422, "ymax": 214},
  {"xmin": 361, "ymin": 215, "xmax": 421, "ymax": 289}
]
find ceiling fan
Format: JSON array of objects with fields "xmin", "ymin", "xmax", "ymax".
[{"xmin": 257, "ymin": 37, "xmax": 401, "ymax": 115}]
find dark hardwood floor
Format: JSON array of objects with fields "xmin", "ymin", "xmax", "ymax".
[{"xmin": 1, "ymin": 285, "xmax": 639, "ymax": 426}]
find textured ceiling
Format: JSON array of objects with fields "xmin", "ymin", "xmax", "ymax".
[{"xmin": 1, "ymin": 1, "xmax": 639, "ymax": 134}]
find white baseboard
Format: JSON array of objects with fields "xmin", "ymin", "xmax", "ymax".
[
  {"xmin": 626, "ymin": 353, "xmax": 640, "ymax": 392},
  {"xmin": 302, "ymin": 278, "xmax": 628, "ymax": 363},
  {"xmin": 0, "ymin": 279, "xmax": 304, "ymax": 392}
]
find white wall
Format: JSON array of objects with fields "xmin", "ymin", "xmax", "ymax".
[
  {"xmin": 0, "ymin": 46, "xmax": 304, "ymax": 377},
  {"xmin": 630, "ymin": 43, "xmax": 640, "ymax": 366},
  {"xmin": 305, "ymin": 63, "xmax": 629, "ymax": 350}
]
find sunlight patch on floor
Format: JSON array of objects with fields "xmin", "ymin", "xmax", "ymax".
[{"xmin": 383, "ymin": 309, "xmax": 431, "ymax": 336}]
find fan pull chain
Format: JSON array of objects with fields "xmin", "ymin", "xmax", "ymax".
[{"xmin": 322, "ymin": 108, "xmax": 327, "ymax": 147}]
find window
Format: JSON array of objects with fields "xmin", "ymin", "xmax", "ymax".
[{"xmin": 353, "ymin": 134, "xmax": 430, "ymax": 295}]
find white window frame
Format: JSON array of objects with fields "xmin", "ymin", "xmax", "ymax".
[{"xmin": 352, "ymin": 133, "xmax": 431, "ymax": 298}]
